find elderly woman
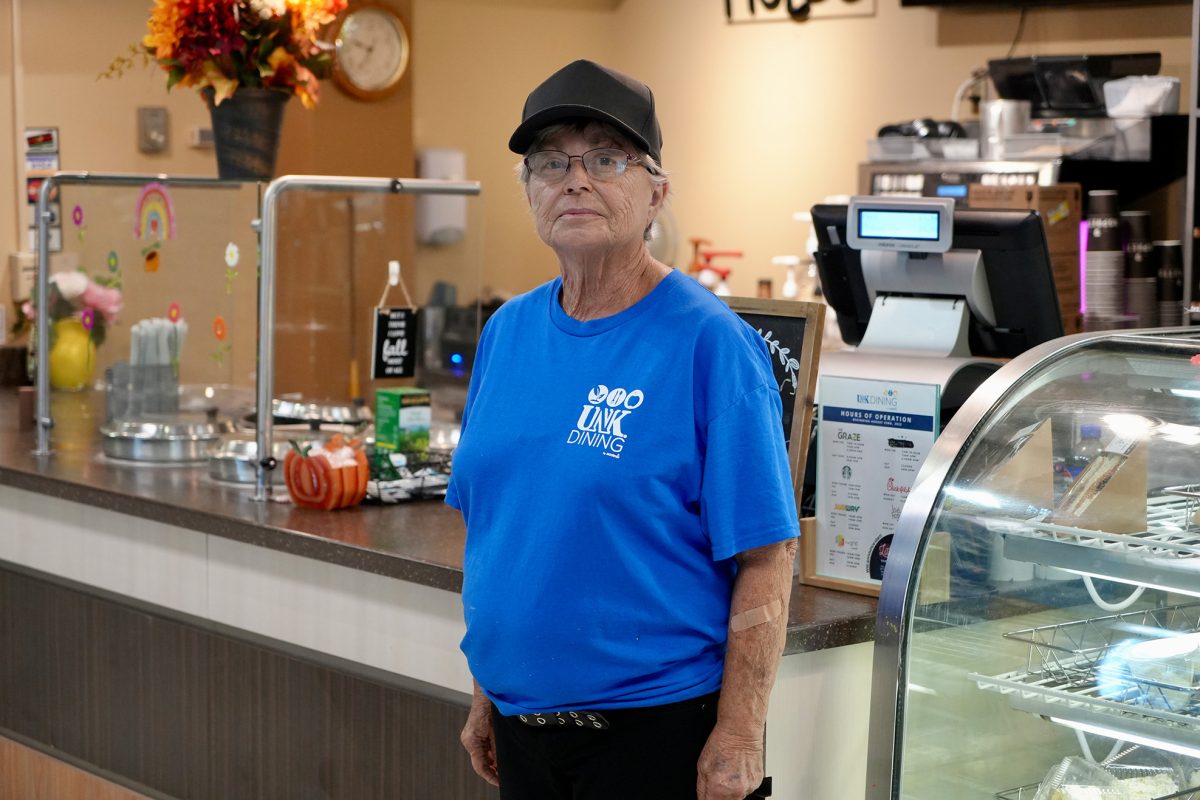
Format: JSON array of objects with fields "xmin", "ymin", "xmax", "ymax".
[{"xmin": 446, "ymin": 60, "xmax": 799, "ymax": 800}]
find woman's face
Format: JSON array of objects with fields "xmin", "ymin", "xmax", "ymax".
[{"xmin": 525, "ymin": 125, "xmax": 666, "ymax": 256}]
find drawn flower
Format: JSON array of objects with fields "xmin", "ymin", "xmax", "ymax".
[
  {"xmin": 225, "ymin": 241, "xmax": 240, "ymax": 267},
  {"xmin": 80, "ymin": 307, "xmax": 95, "ymax": 331},
  {"xmin": 167, "ymin": 302, "xmax": 182, "ymax": 323},
  {"xmin": 106, "ymin": 250, "xmax": 119, "ymax": 272},
  {"xmin": 213, "ymin": 315, "xmax": 227, "ymax": 342},
  {"xmin": 71, "ymin": 205, "xmax": 84, "ymax": 226}
]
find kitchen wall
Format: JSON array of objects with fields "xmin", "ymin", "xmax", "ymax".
[
  {"xmin": 0, "ymin": 0, "xmax": 421, "ymax": 404},
  {"xmin": 0, "ymin": 0, "xmax": 1193, "ymax": 337},
  {"xmin": 413, "ymin": 0, "xmax": 1193, "ymax": 298}
]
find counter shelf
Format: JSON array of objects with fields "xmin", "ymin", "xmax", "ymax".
[
  {"xmin": 993, "ymin": 746, "xmax": 1200, "ymax": 800},
  {"xmin": 1002, "ymin": 601, "xmax": 1200, "ymax": 688},
  {"xmin": 971, "ymin": 668, "xmax": 1200, "ymax": 756},
  {"xmin": 999, "ymin": 493, "xmax": 1200, "ymax": 595},
  {"xmin": 971, "ymin": 601, "xmax": 1200, "ymax": 750}
]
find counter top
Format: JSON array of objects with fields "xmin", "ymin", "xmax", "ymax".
[{"xmin": 0, "ymin": 388, "xmax": 877, "ymax": 654}]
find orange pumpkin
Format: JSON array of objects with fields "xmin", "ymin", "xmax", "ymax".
[{"xmin": 283, "ymin": 435, "xmax": 369, "ymax": 510}]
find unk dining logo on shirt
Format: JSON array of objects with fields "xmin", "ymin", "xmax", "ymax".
[{"xmin": 567, "ymin": 384, "xmax": 645, "ymax": 459}]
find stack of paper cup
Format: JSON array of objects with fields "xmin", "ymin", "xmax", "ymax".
[
  {"xmin": 1156, "ymin": 240, "xmax": 1184, "ymax": 327},
  {"xmin": 1122, "ymin": 211, "xmax": 1156, "ymax": 328},
  {"xmin": 1085, "ymin": 190, "xmax": 1125, "ymax": 326}
]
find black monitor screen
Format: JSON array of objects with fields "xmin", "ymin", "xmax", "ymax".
[{"xmin": 812, "ymin": 204, "xmax": 1064, "ymax": 360}]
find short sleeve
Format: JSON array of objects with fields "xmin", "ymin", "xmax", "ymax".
[
  {"xmin": 444, "ymin": 313, "xmax": 496, "ymax": 512},
  {"xmin": 700, "ymin": 384, "xmax": 800, "ymax": 561}
]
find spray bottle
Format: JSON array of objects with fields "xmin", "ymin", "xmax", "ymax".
[
  {"xmin": 771, "ymin": 255, "xmax": 801, "ymax": 300},
  {"xmin": 696, "ymin": 249, "xmax": 742, "ymax": 296}
]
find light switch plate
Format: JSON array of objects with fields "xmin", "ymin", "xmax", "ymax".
[
  {"xmin": 137, "ymin": 106, "xmax": 169, "ymax": 154},
  {"xmin": 8, "ymin": 252, "xmax": 35, "ymax": 301}
]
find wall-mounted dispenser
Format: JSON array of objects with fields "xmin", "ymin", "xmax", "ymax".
[{"xmin": 415, "ymin": 148, "xmax": 467, "ymax": 246}]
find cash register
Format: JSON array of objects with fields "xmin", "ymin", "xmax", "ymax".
[{"xmin": 801, "ymin": 196, "xmax": 1064, "ymax": 511}]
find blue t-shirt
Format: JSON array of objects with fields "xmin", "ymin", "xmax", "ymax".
[{"xmin": 446, "ymin": 269, "xmax": 799, "ymax": 716}]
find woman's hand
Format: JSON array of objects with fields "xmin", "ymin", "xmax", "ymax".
[
  {"xmin": 460, "ymin": 686, "xmax": 500, "ymax": 786},
  {"xmin": 696, "ymin": 723, "xmax": 763, "ymax": 799}
]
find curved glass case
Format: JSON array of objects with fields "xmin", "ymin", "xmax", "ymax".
[{"xmin": 868, "ymin": 329, "xmax": 1200, "ymax": 800}]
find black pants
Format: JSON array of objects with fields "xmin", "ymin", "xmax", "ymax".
[{"xmin": 490, "ymin": 692, "xmax": 719, "ymax": 800}]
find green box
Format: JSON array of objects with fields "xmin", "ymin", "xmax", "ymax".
[{"xmin": 375, "ymin": 387, "xmax": 432, "ymax": 452}]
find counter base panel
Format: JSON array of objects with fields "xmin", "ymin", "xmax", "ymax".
[
  {"xmin": 1, "ymin": 732, "xmax": 158, "ymax": 800},
  {"xmin": 0, "ymin": 483, "xmax": 474, "ymax": 696},
  {"xmin": 0, "ymin": 563, "xmax": 497, "ymax": 800}
]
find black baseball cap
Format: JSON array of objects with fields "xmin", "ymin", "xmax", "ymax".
[{"xmin": 508, "ymin": 60, "xmax": 663, "ymax": 164}]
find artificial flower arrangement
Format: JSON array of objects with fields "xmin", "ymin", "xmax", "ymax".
[
  {"xmin": 17, "ymin": 270, "xmax": 124, "ymax": 348},
  {"xmin": 103, "ymin": 0, "xmax": 348, "ymax": 109}
]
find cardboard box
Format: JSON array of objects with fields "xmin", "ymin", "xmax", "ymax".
[
  {"xmin": 1051, "ymin": 251, "xmax": 1081, "ymax": 334},
  {"xmin": 967, "ymin": 183, "xmax": 1082, "ymax": 254},
  {"xmin": 375, "ymin": 387, "xmax": 431, "ymax": 452}
]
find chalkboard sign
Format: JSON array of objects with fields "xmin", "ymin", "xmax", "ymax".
[
  {"xmin": 722, "ymin": 297, "xmax": 825, "ymax": 504},
  {"xmin": 371, "ymin": 307, "xmax": 417, "ymax": 379}
]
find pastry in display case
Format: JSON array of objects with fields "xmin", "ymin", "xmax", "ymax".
[{"xmin": 867, "ymin": 329, "xmax": 1200, "ymax": 800}]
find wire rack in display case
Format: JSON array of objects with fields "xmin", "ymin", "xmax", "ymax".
[
  {"xmin": 1002, "ymin": 603, "xmax": 1200, "ymax": 689},
  {"xmin": 999, "ymin": 493, "xmax": 1200, "ymax": 596},
  {"xmin": 994, "ymin": 746, "xmax": 1200, "ymax": 799},
  {"xmin": 972, "ymin": 603, "xmax": 1200, "ymax": 760}
]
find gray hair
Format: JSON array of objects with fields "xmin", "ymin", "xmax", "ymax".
[{"xmin": 515, "ymin": 120, "xmax": 670, "ymax": 240}]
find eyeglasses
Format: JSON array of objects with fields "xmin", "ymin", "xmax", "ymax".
[{"xmin": 524, "ymin": 148, "xmax": 642, "ymax": 182}]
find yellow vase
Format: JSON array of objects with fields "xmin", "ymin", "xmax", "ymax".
[{"xmin": 49, "ymin": 317, "xmax": 96, "ymax": 391}]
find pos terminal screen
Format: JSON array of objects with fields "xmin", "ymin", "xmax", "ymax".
[{"xmin": 857, "ymin": 209, "xmax": 941, "ymax": 241}]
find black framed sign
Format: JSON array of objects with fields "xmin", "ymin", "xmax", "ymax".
[
  {"xmin": 722, "ymin": 297, "xmax": 825, "ymax": 511},
  {"xmin": 371, "ymin": 307, "xmax": 417, "ymax": 379}
]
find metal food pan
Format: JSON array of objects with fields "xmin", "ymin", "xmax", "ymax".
[{"xmin": 101, "ymin": 416, "xmax": 234, "ymax": 464}]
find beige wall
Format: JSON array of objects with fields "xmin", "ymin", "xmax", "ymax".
[
  {"xmin": 2, "ymin": 0, "xmax": 419, "ymax": 404},
  {"xmin": 0, "ymin": 0, "xmax": 1194, "ymax": 334},
  {"xmin": 0, "ymin": 4, "xmax": 16, "ymax": 259},
  {"xmin": 410, "ymin": 0, "xmax": 617, "ymax": 298},
  {"xmin": 413, "ymin": 0, "xmax": 1193, "ymax": 299}
]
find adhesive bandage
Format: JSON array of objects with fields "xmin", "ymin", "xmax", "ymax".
[{"xmin": 729, "ymin": 599, "xmax": 783, "ymax": 632}]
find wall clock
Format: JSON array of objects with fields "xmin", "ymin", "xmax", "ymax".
[{"xmin": 331, "ymin": 2, "xmax": 410, "ymax": 101}]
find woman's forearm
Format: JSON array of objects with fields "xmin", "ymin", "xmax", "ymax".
[{"xmin": 716, "ymin": 538, "xmax": 797, "ymax": 737}]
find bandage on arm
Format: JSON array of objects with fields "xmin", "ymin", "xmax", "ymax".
[{"xmin": 729, "ymin": 599, "xmax": 783, "ymax": 632}]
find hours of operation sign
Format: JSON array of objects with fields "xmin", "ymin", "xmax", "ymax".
[{"xmin": 815, "ymin": 376, "xmax": 939, "ymax": 587}]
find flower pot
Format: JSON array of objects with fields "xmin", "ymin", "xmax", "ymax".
[
  {"xmin": 49, "ymin": 317, "xmax": 96, "ymax": 392},
  {"xmin": 206, "ymin": 88, "xmax": 289, "ymax": 181}
]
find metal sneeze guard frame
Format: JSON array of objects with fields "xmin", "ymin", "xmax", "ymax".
[
  {"xmin": 33, "ymin": 172, "xmax": 483, "ymax": 502},
  {"xmin": 34, "ymin": 172, "xmax": 245, "ymax": 456},
  {"xmin": 254, "ymin": 175, "xmax": 481, "ymax": 502}
]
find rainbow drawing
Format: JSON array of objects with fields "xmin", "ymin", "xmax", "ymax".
[{"xmin": 133, "ymin": 182, "xmax": 176, "ymax": 241}]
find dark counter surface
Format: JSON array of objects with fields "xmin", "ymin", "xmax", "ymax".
[{"xmin": 0, "ymin": 388, "xmax": 877, "ymax": 654}]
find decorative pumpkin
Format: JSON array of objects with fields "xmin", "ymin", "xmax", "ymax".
[{"xmin": 283, "ymin": 434, "xmax": 369, "ymax": 510}]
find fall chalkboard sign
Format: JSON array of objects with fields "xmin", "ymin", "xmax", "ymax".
[
  {"xmin": 722, "ymin": 297, "xmax": 825, "ymax": 499},
  {"xmin": 371, "ymin": 307, "xmax": 417, "ymax": 379}
]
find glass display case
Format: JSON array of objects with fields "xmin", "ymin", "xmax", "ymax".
[{"xmin": 867, "ymin": 329, "xmax": 1200, "ymax": 800}]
